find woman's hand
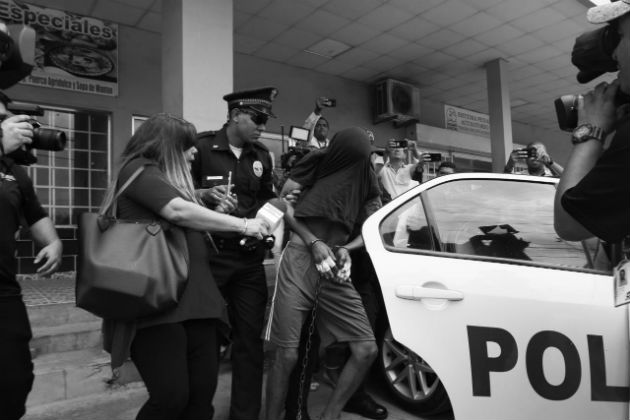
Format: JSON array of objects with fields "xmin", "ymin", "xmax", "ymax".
[
  {"xmin": 244, "ymin": 218, "xmax": 270, "ymax": 239},
  {"xmin": 311, "ymin": 241, "xmax": 337, "ymax": 281}
]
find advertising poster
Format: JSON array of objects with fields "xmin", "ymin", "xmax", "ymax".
[
  {"xmin": 444, "ymin": 104, "xmax": 490, "ymax": 138},
  {"xmin": 0, "ymin": 0, "xmax": 118, "ymax": 96}
]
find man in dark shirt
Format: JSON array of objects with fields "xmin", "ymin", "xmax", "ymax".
[
  {"xmin": 555, "ymin": 2, "xmax": 630, "ymax": 245},
  {"xmin": 0, "ymin": 92, "xmax": 62, "ymax": 419},
  {"xmin": 191, "ymin": 87, "xmax": 277, "ymax": 420}
]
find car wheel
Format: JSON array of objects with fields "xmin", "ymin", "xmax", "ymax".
[{"xmin": 377, "ymin": 326, "xmax": 451, "ymax": 415}]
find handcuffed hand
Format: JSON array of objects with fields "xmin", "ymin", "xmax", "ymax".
[
  {"xmin": 333, "ymin": 247, "xmax": 351, "ymax": 283},
  {"xmin": 311, "ymin": 241, "xmax": 337, "ymax": 281},
  {"xmin": 1, "ymin": 115, "xmax": 33, "ymax": 155},
  {"xmin": 35, "ymin": 239, "xmax": 62, "ymax": 277}
]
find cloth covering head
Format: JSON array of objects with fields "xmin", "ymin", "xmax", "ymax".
[
  {"xmin": 588, "ymin": 0, "xmax": 630, "ymax": 24},
  {"xmin": 223, "ymin": 86, "xmax": 278, "ymax": 118},
  {"xmin": 290, "ymin": 127, "xmax": 380, "ymax": 234}
]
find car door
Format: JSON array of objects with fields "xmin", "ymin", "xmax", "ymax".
[{"xmin": 363, "ymin": 173, "xmax": 627, "ymax": 420}]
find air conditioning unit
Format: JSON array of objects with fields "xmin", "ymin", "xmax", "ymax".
[{"xmin": 373, "ymin": 79, "xmax": 420, "ymax": 126}]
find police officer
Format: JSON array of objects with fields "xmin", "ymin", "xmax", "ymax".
[{"xmin": 191, "ymin": 87, "xmax": 278, "ymax": 420}]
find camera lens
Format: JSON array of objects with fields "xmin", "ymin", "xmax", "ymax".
[{"xmin": 31, "ymin": 127, "xmax": 67, "ymax": 151}]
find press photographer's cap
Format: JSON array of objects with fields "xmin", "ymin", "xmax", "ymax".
[
  {"xmin": 588, "ymin": 0, "xmax": 630, "ymax": 24},
  {"xmin": 223, "ymin": 86, "xmax": 279, "ymax": 118}
]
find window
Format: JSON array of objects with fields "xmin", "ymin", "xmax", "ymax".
[
  {"xmin": 425, "ymin": 179, "xmax": 595, "ymax": 270},
  {"xmin": 380, "ymin": 197, "xmax": 434, "ymax": 251},
  {"xmin": 378, "ymin": 177, "xmax": 610, "ymax": 273},
  {"xmin": 27, "ymin": 108, "xmax": 111, "ymax": 226}
]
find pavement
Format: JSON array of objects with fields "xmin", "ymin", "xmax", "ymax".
[{"xmin": 23, "ymin": 360, "xmax": 454, "ymax": 420}]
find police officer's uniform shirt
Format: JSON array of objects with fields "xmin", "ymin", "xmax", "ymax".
[
  {"xmin": 192, "ymin": 126, "xmax": 276, "ymax": 228},
  {"xmin": 0, "ymin": 158, "xmax": 47, "ymax": 295}
]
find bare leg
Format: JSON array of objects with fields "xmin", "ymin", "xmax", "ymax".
[
  {"xmin": 319, "ymin": 340, "xmax": 377, "ymax": 420},
  {"xmin": 266, "ymin": 346, "xmax": 299, "ymax": 420}
]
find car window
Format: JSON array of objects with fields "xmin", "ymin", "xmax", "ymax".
[
  {"xmin": 380, "ymin": 197, "xmax": 435, "ymax": 251},
  {"xmin": 379, "ymin": 178, "xmax": 611, "ymax": 273}
]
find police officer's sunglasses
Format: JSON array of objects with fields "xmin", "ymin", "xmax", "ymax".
[{"xmin": 241, "ymin": 109, "xmax": 269, "ymax": 126}]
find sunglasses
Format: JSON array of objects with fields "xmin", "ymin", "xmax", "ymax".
[{"xmin": 242, "ymin": 110, "xmax": 269, "ymax": 126}]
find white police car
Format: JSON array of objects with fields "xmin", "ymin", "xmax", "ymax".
[{"xmin": 363, "ymin": 173, "xmax": 626, "ymax": 420}]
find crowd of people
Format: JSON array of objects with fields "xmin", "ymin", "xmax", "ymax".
[{"xmin": 0, "ymin": 1, "xmax": 628, "ymax": 420}]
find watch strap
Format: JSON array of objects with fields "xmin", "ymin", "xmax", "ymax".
[{"xmin": 571, "ymin": 124, "xmax": 605, "ymax": 144}]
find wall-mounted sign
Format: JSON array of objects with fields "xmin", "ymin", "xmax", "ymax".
[
  {"xmin": 0, "ymin": 0, "xmax": 118, "ymax": 96},
  {"xmin": 444, "ymin": 104, "xmax": 490, "ymax": 138}
]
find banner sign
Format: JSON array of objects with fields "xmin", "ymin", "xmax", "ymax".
[
  {"xmin": 445, "ymin": 104, "xmax": 490, "ymax": 138},
  {"xmin": 0, "ymin": 0, "xmax": 118, "ymax": 96}
]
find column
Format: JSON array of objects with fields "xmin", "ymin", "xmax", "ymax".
[
  {"xmin": 162, "ymin": 0, "xmax": 233, "ymax": 130},
  {"xmin": 485, "ymin": 58, "xmax": 513, "ymax": 173}
]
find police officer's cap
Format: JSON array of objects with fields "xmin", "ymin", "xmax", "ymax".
[{"xmin": 223, "ymin": 86, "xmax": 279, "ymax": 118}]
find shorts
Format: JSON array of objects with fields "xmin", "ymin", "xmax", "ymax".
[{"xmin": 264, "ymin": 241, "xmax": 375, "ymax": 348}]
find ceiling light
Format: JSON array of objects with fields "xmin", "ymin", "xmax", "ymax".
[{"xmin": 304, "ymin": 39, "xmax": 351, "ymax": 59}]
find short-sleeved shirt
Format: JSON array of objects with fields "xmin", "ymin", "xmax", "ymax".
[
  {"xmin": 378, "ymin": 162, "xmax": 419, "ymax": 199},
  {"xmin": 103, "ymin": 157, "xmax": 226, "ymax": 368},
  {"xmin": 303, "ymin": 112, "xmax": 329, "ymax": 149},
  {"xmin": 0, "ymin": 158, "xmax": 47, "ymax": 296},
  {"xmin": 561, "ymin": 121, "xmax": 630, "ymax": 244},
  {"xmin": 192, "ymin": 127, "xmax": 276, "ymax": 235}
]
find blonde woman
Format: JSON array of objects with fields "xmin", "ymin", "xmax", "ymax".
[{"xmin": 101, "ymin": 113, "xmax": 269, "ymax": 420}]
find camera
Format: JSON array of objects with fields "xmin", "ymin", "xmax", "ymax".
[
  {"xmin": 515, "ymin": 147, "xmax": 537, "ymax": 159},
  {"xmin": 554, "ymin": 22, "xmax": 630, "ymax": 131},
  {"xmin": 421, "ymin": 152, "xmax": 442, "ymax": 162},
  {"xmin": 4, "ymin": 103, "xmax": 67, "ymax": 165},
  {"xmin": 388, "ymin": 140, "xmax": 408, "ymax": 149},
  {"xmin": 555, "ymin": 91, "xmax": 630, "ymax": 131},
  {"xmin": 0, "ymin": 25, "xmax": 36, "ymax": 89}
]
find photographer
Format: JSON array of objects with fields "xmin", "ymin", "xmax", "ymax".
[
  {"xmin": 555, "ymin": 1, "xmax": 630, "ymax": 244},
  {"xmin": 378, "ymin": 138, "xmax": 423, "ymax": 199},
  {"xmin": 304, "ymin": 96, "xmax": 334, "ymax": 149},
  {"xmin": 0, "ymin": 92, "xmax": 62, "ymax": 419},
  {"xmin": 504, "ymin": 141, "xmax": 563, "ymax": 177}
]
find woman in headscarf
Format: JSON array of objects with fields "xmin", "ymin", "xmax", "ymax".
[{"xmin": 264, "ymin": 127, "xmax": 382, "ymax": 420}]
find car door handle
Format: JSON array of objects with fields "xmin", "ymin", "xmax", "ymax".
[{"xmin": 395, "ymin": 285, "xmax": 464, "ymax": 301}]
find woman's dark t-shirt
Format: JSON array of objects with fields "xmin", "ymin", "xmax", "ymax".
[{"xmin": 103, "ymin": 157, "xmax": 225, "ymax": 368}]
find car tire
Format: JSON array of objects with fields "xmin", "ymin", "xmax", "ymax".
[{"xmin": 377, "ymin": 325, "xmax": 451, "ymax": 415}]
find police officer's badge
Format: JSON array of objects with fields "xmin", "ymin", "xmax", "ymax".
[{"xmin": 253, "ymin": 161, "xmax": 263, "ymax": 177}]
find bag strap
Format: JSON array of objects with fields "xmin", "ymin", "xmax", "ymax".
[{"xmin": 100, "ymin": 165, "xmax": 146, "ymax": 217}]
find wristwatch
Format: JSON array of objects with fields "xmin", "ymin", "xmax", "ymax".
[{"xmin": 571, "ymin": 123, "xmax": 605, "ymax": 144}]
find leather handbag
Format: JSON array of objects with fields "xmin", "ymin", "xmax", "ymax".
[{"xmin": 76, "ymin": 165, "xmax": 189, "ymax": 320}]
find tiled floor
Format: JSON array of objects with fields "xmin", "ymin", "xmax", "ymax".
[{"xmin": 18, "ymin": 272, "xmax": 76, "ymax": 307}]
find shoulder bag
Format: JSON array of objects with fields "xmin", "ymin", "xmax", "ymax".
[{"xmin": 76, "ymin": 165, "xmax": 189, "ymax": 320}]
